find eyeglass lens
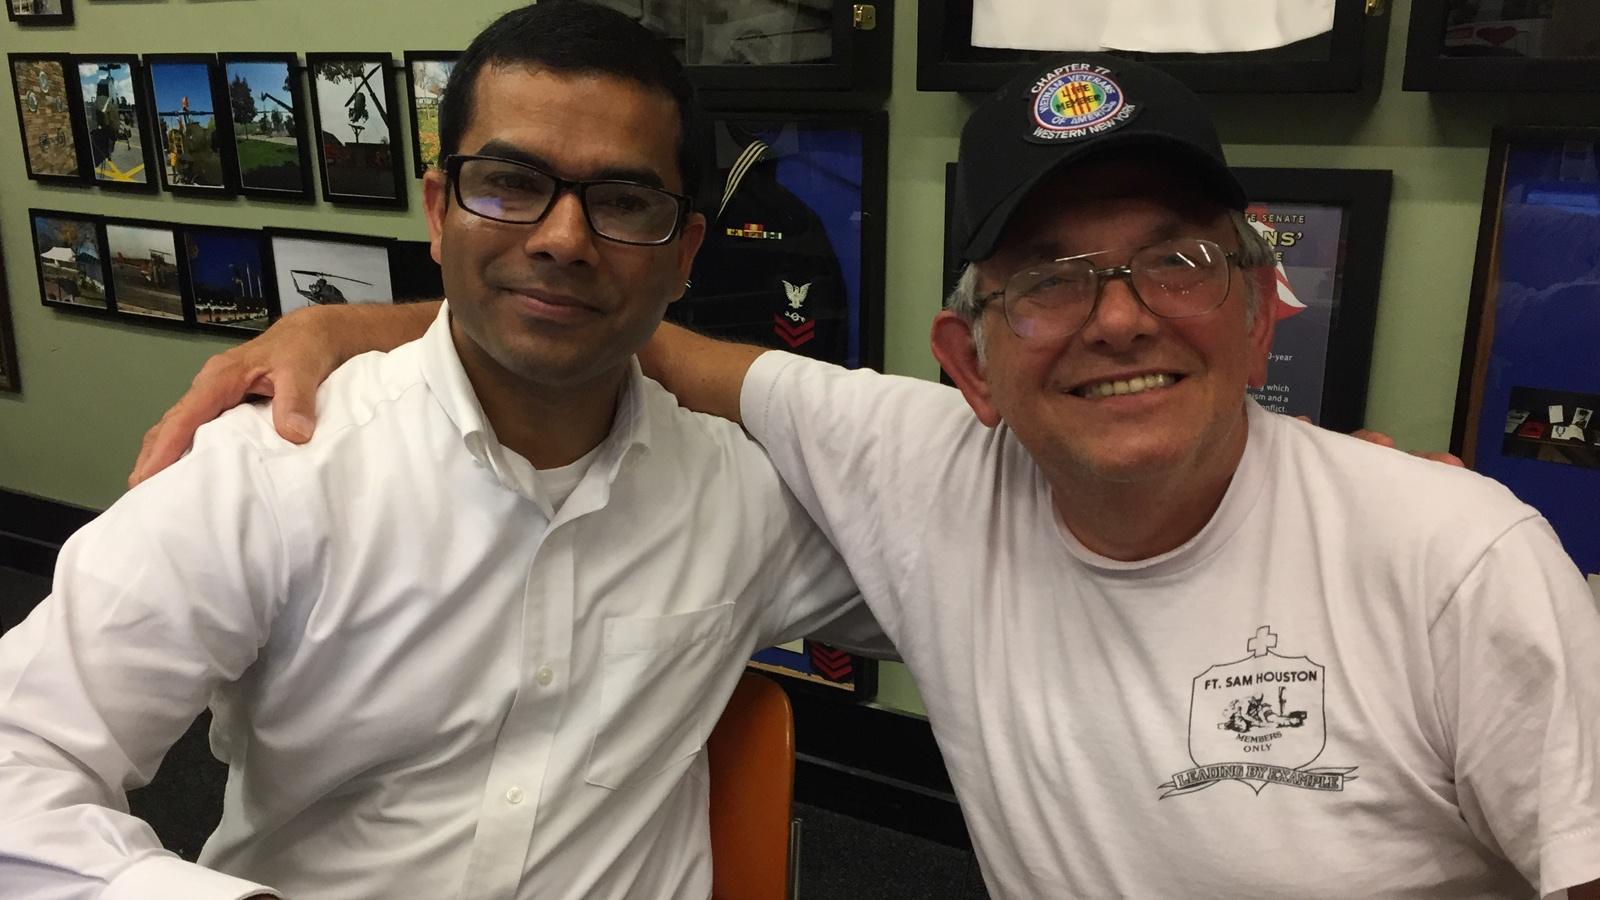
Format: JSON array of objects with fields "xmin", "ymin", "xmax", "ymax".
[
  {"xmin": 455, "ymin": 157, "xmax": 681, "ymax": 244},
  {"xmin": 1005, "ymin": 238, "xmax": 1232, "ymax": 339}
]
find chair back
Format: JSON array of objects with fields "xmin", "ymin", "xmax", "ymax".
[{"xmin": 707, "ymin": 671, "xmax": 796, "ymax": 900}]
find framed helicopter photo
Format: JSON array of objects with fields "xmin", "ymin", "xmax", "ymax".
[
  {"xmin": 181, "ymin": 225, "xmax": 279, "ymax": 335},
  {"xmin": 103, "ymin": 216, "xmax": 192, "ymax": 325},
  {"xmin": 6, "ymin": 0, "xmax": 73, "ymax": 26},
  {"xmin": 266, "ymin": 228, "xmax": 397, "ymax": 314},
  {"xmin": 141, "ymin": 54, "xmax": 238, "ymax": 198},
  {"xmin": 305, "ymin": 54, "xmax": 408, "ymax": 208},
  {"xmin": 219, "ymin": 53, "xmax": 315, "ymax": 202},
  {"xmin": 404, "ymin": 51, "xmax": 457, "ymax": 178},
  {"xmin": 75, "ymin": 55, "xmax": 158, "ymax": 191},
  {"xmin": 9, "ymin": 53, "xmax": 90, "ymax": 183}
]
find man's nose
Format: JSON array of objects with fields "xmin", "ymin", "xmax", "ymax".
[
  {"xmin": 522, "ymin": 191, "xmax": 601, "ymax": 266},
  {"xmin": 1076, "ymin": 274, "xmax": 1160, "ymax": 350}
]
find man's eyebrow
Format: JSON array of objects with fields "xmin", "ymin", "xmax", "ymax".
[{"xmin": 473, "ymin": 140, "xmax": 669, "ymax": 189}]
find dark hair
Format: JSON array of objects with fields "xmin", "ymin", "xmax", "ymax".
[{"xmin": 438, "ymin": 0, "xmax": 703, "ymax": 201}]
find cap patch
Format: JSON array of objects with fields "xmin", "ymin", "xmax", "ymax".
[{"xmin": 1027, "ymin": 64, "xmax": 1139, "ymax": 144}]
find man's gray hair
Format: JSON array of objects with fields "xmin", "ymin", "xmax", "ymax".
[{"xmin": 945, "ymin": 209, "xmax": 1275, "ymax": 364}]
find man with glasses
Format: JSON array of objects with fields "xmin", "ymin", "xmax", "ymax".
[
  {"xmin": 0, "ymin": 4, "xmax": 883, "ymax": 898},
  {"xmin": 126, "ymin": 49, "xmax": 1600, "ymax": 900}
]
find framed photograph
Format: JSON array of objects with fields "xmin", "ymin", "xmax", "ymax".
[
  {"xmin": 0, "ymin": 234, "xmax": 20, "ymax": 394},
  {"xmin": 141, "ymin": 54, "xmax": 236, "ymax": 197},
  {"xmin": 667, "ymin": 111, "xmax": 886, "ymax": 370},
  {"xmin": 750, "ymin": 639, "xmax": 877, "ymax": 701},
  {"xmin": 916, "ymin": 0, "xmax": 1379, "ymax": 93},
  {"xmin": 77, "ymin": 55, "xmax": 158, "ymax": 190},
  {"xmin": 588, "ymin": 0, "xmax": 892, "ymax": 100},
  {"xmin": 182, "ymin": 226, "xmax": 278, "ymax": 334},
  {"xmin": 6, "ymin": 0, "xmax": 72, "ymax": 25},
  {"xmin": 404, "ymin": 52, "xmax": 456, "ymax": 178},
  {"xmin": 305, "ymin": 54, "xmax": 407, "ymax": 208},
  {"xmin": 9, "ymin": 54, "xmax": 88, "ymax": 183},
  {"xmin": 1452, "ymin": 126, "xmax": 1600, "ymax": 579},
  {"xmin": 1404, "ymin": 0, "xmax": 1600, "ymax": 91},
  {"xmin": 1234, "ymin": 167, "xmax": 1391, "ymax": 432},
  {"xmin": 388, "ymin": 240, "xmax": 444, "ymax": 302},
  {"xmin": 104, "ymin": 218, "xmax": 191, "ymax": 323},
  {"xmin": 267, "ymin": 229, "xmax": 397, "ymax": 315},
  {"xmin": 30, "ymin": 209, "xmax": 110, "ymax": 313},
  {"xmin": 219, "ymin": 53, "xmax": 314, "ymax": 201}
]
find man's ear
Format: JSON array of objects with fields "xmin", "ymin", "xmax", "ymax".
[
  {"xmin": 1247, "ymin": 267, "xmax": 1277, "ymax": 389},
  {"xmin": 930, "ymin": 310, "xmax": 1003, "ymax": 428},
  {"xmin": 672, "ymin": 211, "xmax": 707, "ymax": 304},
  {"xmin": 422, "ymin": 170, "xmax": 449, "ymax": 266}
]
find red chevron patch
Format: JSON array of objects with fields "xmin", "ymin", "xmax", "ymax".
[
  {"xmin": 773, "ymin": 313, "xmax": 816, "ymax": 349},
  {"xmin": 810, "ymin": 644, "xmax": 853, "ymax": 681}
]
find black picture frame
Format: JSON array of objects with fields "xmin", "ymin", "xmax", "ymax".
[
  {"xmin": 140, "ymin": 53, "xmax": 239, "ymax": 198},
  {"xmin": 181, "ymin": 225, "xmax": 280, "ymax": 336},
  {"xmin": 1403, "ymin": 0, "xmax": 1600, "ymax": 91},
  {"xmin": 668, "ymin": 109, "xmax": 887, "ymax": 371},
  {"xmin": 304, "ymin": 54, "xmax": 407, "ymax": 208},
  {"xmin": 6, "ymin": 0, "xmax": 72, "ymax": 26},
  {"xmin": 1233, "ymin": 166, "xmax": 1391, "ymax": 432},
  {"xmin": 0, "ymin": 230, "xmax": 20, "ymax": 394},
  {"xmin": 75, "ymin": 54, "xmax": 159, "ymax": 192},
  {"xmin": 29, "ymin": 208, "xmax": 113, "ymax": 316},
  {"xmin": 749, "ymin": 640, "xmax": 878, "ymax": 701},
  {"xmin": 218, "ymin": 53, "xmax": 315, "ymax": 202},
  {"xmin": 8, "ymin": 53, "xmax": 90, "ymax": 184},
  {"xmin": 388, "ymin": 239, "xmax": 444, "ymax": 302},
  {"xmin": 403, "ymin": 51, "xmax": 457, "ymax": 179},
  {"xmin": 916, "ymin": 0, "xmax": 1379, "ymax": 93},
  {"xmin": 266, "ymin": 227, "xmax": 398, "ymax": 315},
  {"xmin": 101, "ymin": 215, "xmax": 194, "ymax": 326},
  {"xmin": 1450, "ymin": 126, "xmax": 1600, "ymax": 577}
]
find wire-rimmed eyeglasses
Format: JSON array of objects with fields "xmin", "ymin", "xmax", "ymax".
[
  {"xmin": 444, "ymin": 154, "xmax": 692, "ymax": 246},
  {"xmin": 975, "ymin": 237, "xmax": 1241, "ymax": 341}
]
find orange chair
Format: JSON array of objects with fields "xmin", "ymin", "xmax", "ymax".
[{"xmin": 708, "ymin": 671, "xmax": 800, "ymax": 900}]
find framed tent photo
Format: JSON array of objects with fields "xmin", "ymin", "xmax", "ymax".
[
  {"xmin": 76, "ymin": 55, "xmax": 158, "ymax": 191},
  {"xmin": 103, "ymin": 217, "xmax": 192, "ymax": 325},
  {"xmin": 305, "ymin": 54, "xmax": 407, "ymax": 208},
  {"xmin": 6, "ymin": 0, "xmax": 72, "ymax": 25},
  {"xmin": 750, "ymin": 640, "xmax": 877, "ymax": 701},
  {"xmin": 141, "ymin": 54, "xmax": 238, "ymax": 198},
  {"xmin": 404, "ymin": 51, "xmax": 457, "ymax": 178},
  {"xmin": 29, "ymin": 208, "xmax": 111, "ymax": 314},
  {"xmin": 1233, "ymin": 167, "xmax": 1392, "ymax": 432},
  {"xmin": 181, "ymin": 225, "xmax": 279, "ymax": 335},
  {"xmin": 266, "ymin": 228, "xmax": 397, "ymax": 315},
  {"xmin": 1452, "ymin": 126, "xmax": 1600, "ymax": 580},
  {"xmin": 667, "ymin": 110, "xmax": 887, "ymax": 371},
  {"xmin": 0, "ymin": 234, "xmax": 20, "ymax": 394},
  {"xmin": 8, "ymin": 53, "xmax": 89, "ymax": 183},
  {"xmin": 219, "ymin": 53, "xmax": 315, "ymax": 201},
  {"xmin": 1403, "ymin": 0, "xmax": 1600, "ymax": 91},
  {"xmin": 916, "ymin": 0, "xmax": 1379, "ymax": 93}
]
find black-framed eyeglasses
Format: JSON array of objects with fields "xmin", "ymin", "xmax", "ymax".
[
  {"xmin": 975, "ymin": 237, "xmax": 1241, "ymax": 342},
  {"xmin": 444, "ymin": 154, "xmax": 692, "ymax": 246}
]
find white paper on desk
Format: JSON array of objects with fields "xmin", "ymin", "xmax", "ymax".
[{"xmin": 1549, "ymin": 404, "xmax": 1565, "ymax": 424}]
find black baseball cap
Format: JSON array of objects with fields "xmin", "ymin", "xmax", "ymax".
[{"xmin": 951, "ymin": 53, "xmax": 1247, "ymax": 263}]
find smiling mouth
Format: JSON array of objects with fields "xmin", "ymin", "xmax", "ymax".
[{"xmin": 1070, "ymin": 373, "xmax": 1182, "ymax": 399}]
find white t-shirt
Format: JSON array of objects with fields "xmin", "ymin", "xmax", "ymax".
[
  {"xmin": 970, "ymin": 0, "xmax": 1335, "ymax": 54},
  {"xmin": 742, "ymin": 352, "xmax": 1600, "ymax": 900}
]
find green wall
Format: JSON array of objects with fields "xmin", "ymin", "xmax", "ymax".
[{"xmin": 2, "ymin": 0, "xmax": 1597, "ymax": 715}]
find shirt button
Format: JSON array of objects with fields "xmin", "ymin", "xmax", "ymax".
[
  {"xmin": 505, "ymin": 786, "xmax": 524, "ymax": 805},
  {"xmin": 536, "ymin": 665, "xmax": 554, "ymax": 686}
]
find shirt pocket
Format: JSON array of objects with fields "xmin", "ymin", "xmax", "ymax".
[{"xmin": 585, "ymin": 602, "xmax": 737, "ymax": 790}]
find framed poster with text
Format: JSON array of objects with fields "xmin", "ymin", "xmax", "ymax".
[{"xmin": 1452, "ymin": 126, "xmax": 1600, "ymax": 579}]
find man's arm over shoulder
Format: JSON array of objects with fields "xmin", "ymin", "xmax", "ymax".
[
  {"xmin": 0, "ymin": 425, "xmax": 288, "ymax": 899},
  {"xmin": 1428, "ymin": 515, "xmax": 1600, "ymax": 897}
]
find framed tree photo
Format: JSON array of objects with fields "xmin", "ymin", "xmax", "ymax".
[
  {"xmin": 667, "ymin": 110, "xmax": 887, "ymax": 371},
  {"xmin": 1404, "ymin": 0, "xmax": 1600, "ymax": 91},
  {"xmin": 1452, "ymin": 126, "xmax": 1600, "ymax": 579},
  {"xmin": 219, "ymin": 53, "xmax": 315, "ymax": 201},
  {"xmin": 142, "ymin": 54, "xmax": 237, "ymax": 197},
  {"xmin": 76, "ymin": 55, "xmax": 158, "ymax": 191},
  {"xmin": 305, "ymin": 54, "xmax": 407, "ymax": 208},
  {"xmin": 404, "ymin": 51, "xmax": 457, "ymax": 178},
  {"xmin": 6, "ymin": 0, "xmax": 72, "ymax": 25},
  {"xmin": 8, "ymin": 53, "xmax": 89, "ymax": 183},
  {"xmin": 916, "ymin": 0, "xmax": 1380, "ymax": 93},
  {"xmin": 29, "ymin": 208, "xmax": 111, "ymax": 314}
]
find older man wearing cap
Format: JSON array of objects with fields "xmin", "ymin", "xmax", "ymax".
[{"xmin": 131, "ymin": 53, "xmax": 1600, "ymax": 898}]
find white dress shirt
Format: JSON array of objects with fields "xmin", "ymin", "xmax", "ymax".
[{"xmin": 0, "ymin": 304, "xmax": 883, "ymax": 900}]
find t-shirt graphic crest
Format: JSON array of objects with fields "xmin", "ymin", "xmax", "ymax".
[{"xmin": 1159, "ymin": 625, "xmax": 1358, "ymax": 798}]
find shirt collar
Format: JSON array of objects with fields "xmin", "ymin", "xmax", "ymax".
[{"xmin": 417, "ymin": 301, "xmax": 654, "ymax": 497}]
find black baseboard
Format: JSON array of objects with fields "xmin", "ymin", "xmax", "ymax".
[{"xmin": 0, "ymin": 487, "xmax": 99, "ymax": 577}]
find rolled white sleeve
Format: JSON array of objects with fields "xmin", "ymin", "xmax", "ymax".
[
  {"xmin": 1430, "ymin": 516, "xmax": 1600, "ymax": 897},
  {"xmin": 0, "ymin": 429, "xmax": 287, "ymax": 900}
]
